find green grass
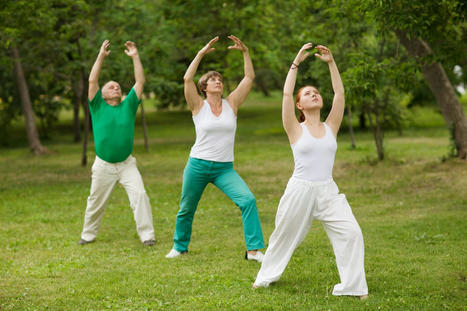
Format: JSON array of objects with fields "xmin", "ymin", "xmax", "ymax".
[{"xmin": 0, "ymin": 93, "xmax": 466, "ymax": 310}]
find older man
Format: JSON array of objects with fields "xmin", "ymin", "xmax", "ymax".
[{"xmin": 79, "ymin": 40, "xmax": 155, "ymax": 246}]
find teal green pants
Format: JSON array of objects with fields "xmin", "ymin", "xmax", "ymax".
[{"xmin": 173, "ymin": 157, "xmax": 265, "ymax": 252}]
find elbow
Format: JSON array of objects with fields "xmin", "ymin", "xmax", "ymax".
[
  {"xmin": 183, "ymin": 75, "xmax": 192, "ymax": 82},
  {"xmin": 88, "ymin": 78, "xmax": 98, "ymax": 84}
]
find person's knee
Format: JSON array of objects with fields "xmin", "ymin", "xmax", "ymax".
[
  {"xmin": 346, "ymin": 223, "xmax": 363, "ymax": 242},
  {"xmin": 238, "ymin": 193, "xmax": 256, "ymax": 210},
  {"xmin": 177, "ymin": 199, "xmax": 198, "ymax": 217}
]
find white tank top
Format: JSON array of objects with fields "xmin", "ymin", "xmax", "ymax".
[
  {"xmin": 291, "ymin": 122, "xmax": 337, "ymax": 181},
  {"xmin": 189, "ymin": 99, "xmax": 237, "ymax": 162}
]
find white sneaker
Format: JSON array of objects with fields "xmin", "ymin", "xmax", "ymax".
[
  {"xmin": 165, "ymin": 249, "xmax": 186, "ymax": 258},
  {"xmin": 245, "ymin": 251, "xmax": 264, "ymax": 262}
]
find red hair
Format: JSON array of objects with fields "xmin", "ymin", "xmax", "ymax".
[{"xmin": 295, "ymin": 85, "xmax": 318, "ymax": 122}]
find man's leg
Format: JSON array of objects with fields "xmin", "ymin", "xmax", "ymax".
[
  {"xmin": 119, "ymin": 156, "xmax": 155, "ymax": 243},
  {"xmin": 81, "ymin": 157, "xmax": 118, "ymax": 242}
]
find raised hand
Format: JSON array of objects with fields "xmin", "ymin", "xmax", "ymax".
[
  {"xmin": 293, "ymin": 42, "xmax": 314, "ymax": 65},
  {"xmin": 199, "ymin": 36, "xmax": 219, "ymax": 55},
  {"xmin": 228, "ymin": 35, "xmax": 248, "ymax": 52},
  {"xmin": 314, "ymin": 45, "xmax": 334, "ymax": 63},
  {"xmin": 124, "ymin": 41, "xmax": 139, "ymax": 58},
  {"xmin": 100, "ymin": 40, "xmax": 111, "ymax": 57}
]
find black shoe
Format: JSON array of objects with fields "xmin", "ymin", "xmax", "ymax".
[
  {"xmin": 79, "ymin": 238, "xmax": 95, "ymax": 245},
  {"xmin": 143, "ymin": 239, "xmax": 156, "ymax": 246}
]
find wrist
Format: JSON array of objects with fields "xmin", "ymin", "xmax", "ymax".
[{"xmin": 290, "ymin": 61, "xmax": 299, "ymax": 70}]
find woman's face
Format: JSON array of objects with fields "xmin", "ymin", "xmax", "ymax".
[
  {"xmin": 205, "ymin": 76, "xmax": 223, "ymax": 95},
  {"xmin": 297, "ymin": 86, "xmax": 322, "ymax": 111}
]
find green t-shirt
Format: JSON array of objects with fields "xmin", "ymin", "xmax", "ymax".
[{"xmin": 89, "ymin": 88, "xmax": 140, "ymax": 163}]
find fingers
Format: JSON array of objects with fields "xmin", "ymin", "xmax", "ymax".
[
  {"xmin": 301, "ymin": 42, "xmax": 313, "ymax": 50},
  {"xmin": 208, "ymin": 36, "xmax": 219, "ymax": 46},
  {"xmin": 228, "ymin": 35, "xmax": 242, "ymax": 44},
  {"xmin": 101, "ymin": 40, "xmax": 111, "ymax": 55},
  {"xmin": 102, "ymin": 40, "xmax": 110, "ymax": 50},
  {"xmin": 316, "ymin": 45, "xmax": 331, "ymax": 54},
  {"xmin": 228, "ymin": 35, "xmax": 247, "ymax": 51}
]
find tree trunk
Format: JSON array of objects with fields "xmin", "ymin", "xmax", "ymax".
[
  {"xmin": 76, "ymin": 39, "xmax": 90, "ymax": 167},
  {"xmin": 366, "ymin": 102, "xmax": 384, "ymax": 161},
  {"xmin": 81, "ymin": 97, "xmax": 90, "ymax": 167},
  {"xmin": 359, "ymin": 112, "xmax": 366, "ymax": 129},
  {"xmin": 140, "ymin": 101, "xmax": 149, "ymax": 152},
  {"xmin": 396, "ymin": 30, "xmax": 467, "ymax": 159},
  {"xmin": 72, "ymin": 69, "xmax": 84, "ymax": 142},
  {"xmin": 11, "ymin": 46, "xmax": 48, "ymax": 155},
  {"xmin": 346, "ymin": 102, "xmax": 356, "ymax": 149}
]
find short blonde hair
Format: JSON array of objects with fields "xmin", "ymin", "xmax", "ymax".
[{"xmin": 198, "ymin": 71, "xmax": 223, "ymax": 97}]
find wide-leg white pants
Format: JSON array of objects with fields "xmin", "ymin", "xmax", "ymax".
[
  {"xmin": 81, "ymin": 155, "xmax": 155, "ymax": 242},
  {"xmin": 254, "ymin": 177, "xmax": 368, "ymax": 296}
]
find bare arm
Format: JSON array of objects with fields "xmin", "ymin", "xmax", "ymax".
[
  {"xmin": 317, "ymin": 46, "xmax": 345, "ymax": 137},
  {"xmin": 283, "ymin": 43, "xmax": 314, "ymax": 143},
  {"xmin": 88, "ymin": 40, "xmax": 110, "ymax": 100},
  {"xmin": 226, "ymin": 35, "xmax": 255, "ymax": 113},
  {"xmin": 125, "ymin": 41, "xmax": 145, "ymax": 99},
  {"xmin": 184, "ymin": 36, "xmax": 218, "ymax": 113}
]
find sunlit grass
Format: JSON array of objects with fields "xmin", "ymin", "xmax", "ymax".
[{"xmin": 0, "ymin": 94, "xmax": 466, "ymax": 310}]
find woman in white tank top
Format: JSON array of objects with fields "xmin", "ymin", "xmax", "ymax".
[
  {"xmin": 253, "ymin": 43, "xmax": 369, "ymax": 299},
  {"xmin": 165, "ymin": 36, "xmax": 265, "ymax": 262}
]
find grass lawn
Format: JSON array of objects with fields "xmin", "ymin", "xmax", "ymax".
[{"xmin": 0, "ymin": 92, "xmax": 466, "ymax": 310}]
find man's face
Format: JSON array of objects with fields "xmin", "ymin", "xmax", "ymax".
[{"xmin": 102, "ymin": 81, "xmax": 122, "ymax": 102}]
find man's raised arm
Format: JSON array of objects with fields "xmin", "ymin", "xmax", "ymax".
[
  {"xmin": 89, "ymin": 40, "xmax": 111, "ymax": 100},
  {"xmin": 125, "ymin": 41, "xmax": 145, "ymax": 99}
]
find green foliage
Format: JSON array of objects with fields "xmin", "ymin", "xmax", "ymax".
[{"xmin": 0, "ymin": 0, "xmax": 465, "ymax": 157}]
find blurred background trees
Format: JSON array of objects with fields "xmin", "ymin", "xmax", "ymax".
[{"xmin": 0, "ymin": 0, "xmax": 465, "ymax": 159}]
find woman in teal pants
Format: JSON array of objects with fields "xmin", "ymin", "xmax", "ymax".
[{"xmin": 166, "ymin": 36, "xmax": 265, "ymax": 261}]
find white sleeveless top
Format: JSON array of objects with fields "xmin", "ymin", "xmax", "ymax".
[
  {"xmin": 189, "ymin": 99, "xmax": 237, "ymax": 162},
  {"xmin": 291, "ymin": 122, "xmax": 337, "ymax": 181}
]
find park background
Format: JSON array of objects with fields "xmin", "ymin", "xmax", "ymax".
[{"xmin": 1, "ymin": 0, "xmax": 466, "ymax": 310}]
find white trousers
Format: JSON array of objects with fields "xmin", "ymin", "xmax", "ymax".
[
  {"xmin": 254, "ymin": 177, "xmax": 368, "ymax": 296},
  {"xmin": 81, "ymin": 155, "xmax": 155, "ymax": 242}
]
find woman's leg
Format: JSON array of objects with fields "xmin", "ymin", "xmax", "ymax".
[
  {"xmin": 213, "ymin": 166, "xmax": 264, "ymax": 251},
  {"xmin": 254, "ymin": 178, "xmax": 315, "ymax": 286},
  {"xmin": 317, "ymin": 181, "xmax": 368, "ymax": 296},
  {"xmin": 173, "ymin": 158, "xmax": 210, "ymax": 252}
]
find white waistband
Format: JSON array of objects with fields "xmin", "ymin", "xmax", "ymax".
[
  {"xmin": 95, "ymin": 155, "xmax": 133, "ymax": 166},
  {"xmin": 289, "ymin": 176, "xmax": 333, "ymax": 186}
]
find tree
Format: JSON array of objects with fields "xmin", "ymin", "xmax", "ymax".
[
  {"xmin": 0, "ymin": 0, "xmax": 53, "ymax": 154},
  {"xmin": 367, "ymin": 0, "xmax": 467, "ymax": 159}
]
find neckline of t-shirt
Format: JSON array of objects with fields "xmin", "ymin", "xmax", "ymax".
[
  {"xmin": 204, "ymin": 99, "xmax": 225, "ymax": 118},
  {"xmin": 301, "ymin": 122, "xmax": 328, "ymax": 140}
]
